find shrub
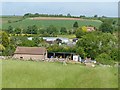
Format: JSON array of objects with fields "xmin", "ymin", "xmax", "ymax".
[{"xmin": 96, "ymin": 53, "xmax": 114, "ymax": 65}]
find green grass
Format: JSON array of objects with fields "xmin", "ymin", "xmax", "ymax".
[
  {"xmin": 1, "ymin": 16, "xmax": 24, "ymax": 24},
  {"xmin": 0, "ymin": 60, "xmax": 2, "ymax": 89},
  {"xmin": 2, "ymin": 59, "xmax": 118, "ymax": 88},
  {"xmin": 1, "ymin": 17, "xmax": 102, "ymax": 30}
]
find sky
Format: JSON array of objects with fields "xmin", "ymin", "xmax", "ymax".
[{"xmin": 1, "ymin": 2, "xmax": 118, "ymax": 17}]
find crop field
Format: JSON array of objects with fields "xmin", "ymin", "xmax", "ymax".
[
  {"xmin": 1, "ymin": 16, "xmax": 102, "ymax": 30},
  {"xmin": 1, "ymin": 16, "xmax": 24, "ymax": 24},
  {"xmin": 2, "ymin": 59, "xmax": 118, "ymax": 88}
]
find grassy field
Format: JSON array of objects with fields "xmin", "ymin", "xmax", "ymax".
[
  {"xmin": 0, "ymin": 60, "xmax": 2, "ymax": 89},
  {"xmin": 1, "ymin": 16, "xmax": 102, "ymax": 30},
  {"xmin": 2, "ymin": 59, "xmax": 118, "ymax": 88}
]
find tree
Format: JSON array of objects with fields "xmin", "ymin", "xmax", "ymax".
[
  {"xmin": 73, "ymin": 21, "xmax": 79, "ymax": 28},
  {"xmin": 26, "ymin": 25, "xmax": 38, "ymax": 34},
  {"xmin": 75, "ymin": 27, "xmax": 87, "ymax": 38},
  {"xmin": 94, "ymin": 15, "xmax": 98, "ymax": 18},
  {"xmin": 76, "ymin": 47, "xmax": 86, "ymax": 59},
  {"xmin": 46, "ymin": 25, "xmax": 58, "ymax": 35},
  {"xmin": 32, "ymin": 25, "xmax": 38, "ymax": 34},
  {"xmin": 60, "ymin": 27, "xmax": 67, "ymax": 34},
  {"xmin": 76, "ymin": 32, "xmax": 118, "ymax": 60},
  {"xmin": 81, "ymin": 26, "xmax": 87, "ymax": 32},
  {"xmin": 32, "ymin": 36, "xmax": 40, "ymax": 46},
  {"xmin": 96, "ymin": 53, "xmax": 113, "ymax": 65},
  {"xmin": 14, "ymin": 28, "xmax": 21, "ymax": 34},
  {"xmin": 67, "ymin": 13, "xmax": 71, "ymax": 17},
  {"xmin": 34, "ymin": 13, "xmax": 39, "ymax": 17},
  {"xmin": 80, "ymin": 15, "xmax": 85, "ymax": 18},
  {"xmin": 0, "ymin": 44, "xmax": 5, "ymax": 51},
  {"xmin": 2, "ymin": 44, "xmax": 15, "ymax": 56},
  {"xmin": 7, "ymin": 26, "xmax": 13, "ymax": 33},
  {"xmin": 2, "ymin": 31, "xmax": 10, "ymax": 47},
  {"xmin": 99, "ymin": 22, "xmax": 113, "ymax": 33},
  {"xmin": 24, "ymin": 13, "xmax": 33, "ymax": 17}
]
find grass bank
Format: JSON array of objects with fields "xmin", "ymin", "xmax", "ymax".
[{"xmin": 2, "ymin": 59, "xmax": 118, "ymax": 88}]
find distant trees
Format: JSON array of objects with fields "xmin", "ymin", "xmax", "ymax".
[
  {"xmin": 94, "ymin": 15, "xmax": 97, "ymax": 18},
  {"xmin": 23, "ymin": 13, "xmax": 80, "ymax": 18},
  {"xmin": 67, "ymin": 13, "xmax": 71, "ymax": 17},
  {"xmin": 80, "ymin": 15, "xmax": 86, "ymax": 18}
]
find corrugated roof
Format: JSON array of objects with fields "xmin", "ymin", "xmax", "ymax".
[{"xmin": 14, "ymin": 46, "xmax": 47, "ymax": 55}]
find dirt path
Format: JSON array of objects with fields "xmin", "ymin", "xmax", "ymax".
[{"xmin": 29, "ymin": 17, "xmax": 84, "ymax": 20}]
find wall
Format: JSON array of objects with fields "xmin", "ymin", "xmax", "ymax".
[{"xmin": 13, "ymin": 54, "xmax": 45, "ymax": 60}]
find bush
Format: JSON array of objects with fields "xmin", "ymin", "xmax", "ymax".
[{"xmin": 96, "ymin": 53, "xmax": 114, "ymax": 65}]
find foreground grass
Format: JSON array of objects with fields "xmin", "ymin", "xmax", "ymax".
[
  {"xmin": 0, "ymin": 60, "xmax": 2, "ymax": 89},
  {"xmin": 2, "ymin": 59, "xmax": 118, "ymax": 88}
]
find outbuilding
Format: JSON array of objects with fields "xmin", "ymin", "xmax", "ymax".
[{"xmin": 13, "ymin": 46, "xmax": 47, "ymax": 60}]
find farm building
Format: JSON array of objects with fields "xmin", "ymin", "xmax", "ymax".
[
  {"xmin": 13, "ymin": 47, "xmax": 47, "ymax": 60},
  {"xmin": 48, "ymin": 52, "xmax": 76, "ymax": 60}
]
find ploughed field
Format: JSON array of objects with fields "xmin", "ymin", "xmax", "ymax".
[
  {"xmin": 2, "ymin": 59, "xmax": 118, "ymax": 88},
  {"xmin": 1, "ymin": 16, "xmax": 102, "ymax": 30}
]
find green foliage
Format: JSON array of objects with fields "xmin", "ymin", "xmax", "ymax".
[
  {"xmin": 14, "ymin": 27, "xmax": 21, "ymax": 34},
  {"xmin": 94, "ymin": 15, "xmax": 98, "ymax": 18},
  {"xmin": 73, "ymin": 21, "xmax": 79, "ymax": 28},
  {"xmin": 76, "ymin": 32, "xmax": 118, "ymax": 60},
  {"xmin": 96, "ymin": 53, "xmax": 114, "ymax": 65},
  {"xmin": 75, "ymin": 27, "xmax": 87, "ymax": 38},
  {"xmin": 67, "ymin": 13, "xmax": 71, "ymax": 17},
  {"xmin": 2, "ymin": 44, "xmax": 15, "ymax": 56},
  {"xmin": 0, "ymin": 44, "xmax": 5, "ymax": 51},
  {"xmin": 46, "ymin": 25, "xmax": 58, "ymax": 35},
  {"xmin": 26, "ymin": 25, "xmax": 38, "ymax": 34},
  {"xmin": 21, "ymin": 40, "xmax": 35, "ymax": 47},
  {"xmin": 60, "ymin": 27, "xmax": 67, "ymax": 34},
  {"xmin": 48, "ymin": 45, "xmax": 76, "ymax": 53},
  {"xmin": 2, "ymin": 31, "xmax": 10, "ymax": 47},
  {"xmin": 32, "ymin": 36, "xmax": 40, "ymax": 46},
  {"xmin": 7, "ymin": 26, "xmax": 13, "ymax": 33},
  {"xmin": 76, "ymin": 47, "xmax": 86, "ymax": 59},
  {"xmin": 99, "ymin": 22, "xmax": 113, "ymax": 33}
]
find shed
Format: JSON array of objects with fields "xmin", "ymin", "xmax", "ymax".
[{"xmin": 13, "ymin": 46, "xmax": 47, "ymax": 60}]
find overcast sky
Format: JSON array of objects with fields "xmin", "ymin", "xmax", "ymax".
[{"xmin": 1, "ymin": 2, "xmax": 118, "ymax": 17}]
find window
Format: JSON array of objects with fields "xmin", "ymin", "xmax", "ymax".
[{"xmin": 20, "ymin": 57, "xmax": 23, "ymax": 59}]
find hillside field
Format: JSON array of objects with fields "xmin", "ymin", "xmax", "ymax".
[
  {"xmin": 1, "ymin": 16, "xmax": 102, "ymax": 30},
  {"xmin": 2, "ymin": 59, "xmax": 118, "ymax": 88}
]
